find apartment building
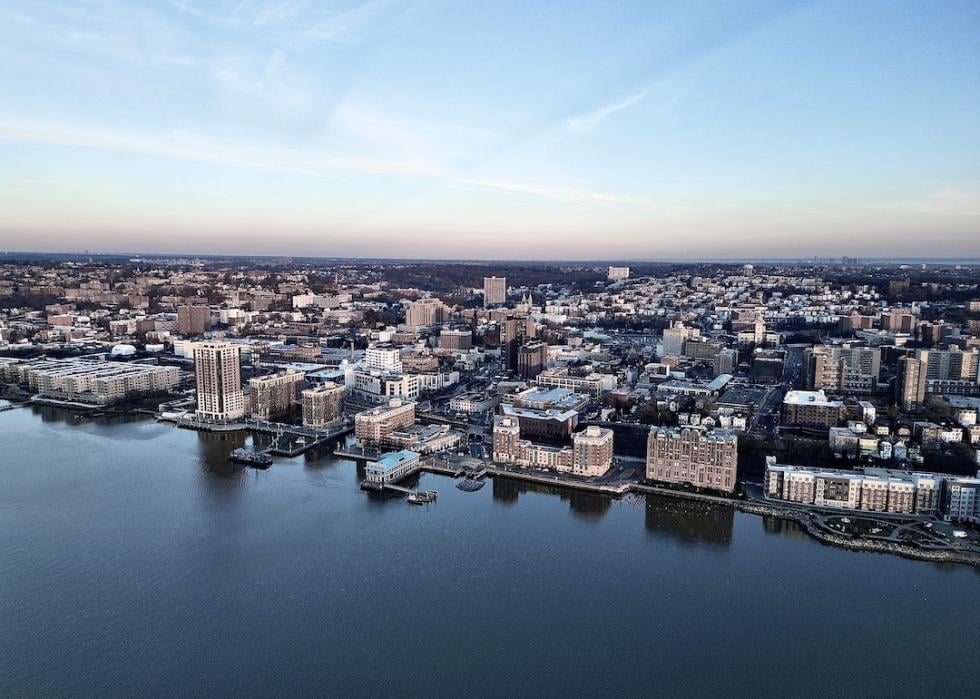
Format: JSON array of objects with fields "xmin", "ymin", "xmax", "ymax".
[
  {"xmin": 483, "ymin": 276, "xmax": 506, "ymax": 307},
  {"xmin": 646, "ymin": 426, "xmax": 738, "ymax": 493},
  {"xmin": 354, "ymin": 399, "xmax": 416, "ymax": 445},
  {"xmin": 195, "ymin": 341, "xmax": 245, "ymax": 422},
  {"xmin": 248, "ymin": 370, "xmax": 305, "ymax": 421},
  {"xmin": 492, "ymin": 416, "xmax": 613, "ymax": 477},
  {"xmin": 765, "ymin": 461, "xmax": 944, "ymax": 514},
  {"xmin": 782, "ymin": 390, "xmax": 845, "ymax": 428}
]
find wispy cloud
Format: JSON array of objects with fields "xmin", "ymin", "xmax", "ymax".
[
  {"xmin": 872, "ymin": 183, "xmax": 980, "ymax": 217},
  {"xmin": 0, "ymin": 120, "xmax": 445, "ymax": 179},
  {"xmin": 566, "ymin": 92, "xmax": 647, "ymax": 133},
  {"xmin": 166, "ymin": 0, "xmax": 394, "ymax": 44},
  {"xmin": 453, "ymin": 178, "xmax": 633, "ymax": 206},
  {"xmin": 0, "ymin": 120, "xmax": 634, "ymax": 206}
]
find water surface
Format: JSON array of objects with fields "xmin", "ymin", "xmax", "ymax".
[{"xmin": 1, "ymin": 407, "xmax": 976, "ymax": 697}]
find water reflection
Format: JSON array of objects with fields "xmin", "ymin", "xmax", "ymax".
[
  {"xmin": 643, "ymin": 494, "xmax": 733, "ymax": 548},
  {"xmin": 762, "ymin": 516, "xmax": 809, "ymax": 541},
  {"xmin": 491, "ymin": 477, "xmax": 612, "ymax": 520},
  {"xmin": 196, "ymin": 430, "xmax": 246, "ymax": 475}
]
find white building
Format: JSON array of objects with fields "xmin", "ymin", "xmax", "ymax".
[
  {"xmin": 607, "ymin": 266, "xmax": 630, "ymax": 281},
  {"xmin": 365, "ymin": 346, "xmax": 402, "ymax": 373},
  {"xmin": 364, "ymin": 450, "xmax": 420, "ymax": 485}
]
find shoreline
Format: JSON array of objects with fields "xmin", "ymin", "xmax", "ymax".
[{"xmin": 11, "ymin": 401, "xmax": 980, "ymax": 568}]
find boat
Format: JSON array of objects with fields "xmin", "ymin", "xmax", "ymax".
[
  {"xmin": 407, "ymin": 490, "xmax": 438, "ymax": 505},
  {"xmin": 229, "ymin": 448, "xmax": 273, "ymax": 468}
]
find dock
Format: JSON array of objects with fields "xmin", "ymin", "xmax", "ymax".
[
  {"xmin": 334, "ymin": 445, "xmax": 383, "ymax": 461},
  {"xmin": 159, "ymin": 413, "xmax": 353, "ymax": 454}
]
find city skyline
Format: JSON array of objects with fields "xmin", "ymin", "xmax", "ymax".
[{"xmin": 1, "ymin": 0, "xmax": 979, "ymax": 258}]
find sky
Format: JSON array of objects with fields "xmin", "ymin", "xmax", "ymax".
[{"xmin": 0, "ymin": 0, "xmax": 978, "ymax": 260}]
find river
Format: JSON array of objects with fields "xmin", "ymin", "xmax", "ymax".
[{"xmin": 0, "ymin": 406, "xmax": 976, "ymax": 697}]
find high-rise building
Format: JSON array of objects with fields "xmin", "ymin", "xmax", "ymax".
[
  {"xmin": 439, "ymin": 328, "xmax": 472, "ymax": 351},
  {"xmin": 898, "ymin": 348, "xmax": 980, "ymax": 411},
  {"xmin": 194, "ymin": 341, "xmax": 245, "ymax": 422},
  {"xmin": 302, "ymin": 382, "xmax": 345, "ymax": 429},
  {"xmin": 607, "ymin": 266, "xmax": 629, "ymax": 281},
  {"xmin": 405, "ymin": 298, "xmax": 449, "ymax": 327},
  {"xmin": 500, "ymin": 317, "xmax": 527, "ymax": 372},
  {"xmin": 646, "ymin": 426, "xmax": 738, "ymax": 493},
  {"xmin": 805, "ymin": 344, "xmax": 881, "ymax": 394},
  {"xmin": 248, "ymin": 370, "xmax": 305, "ymax": 421},
  {"xmin": 713, "ymin": 348, "xmax": 737, "ymax": 378},
  {"xmin": 882, "ymin": 309, "xmax": 915, "ymax": 333},
  {"xmin": 177, "ymin": 305, "xmax": 211, "ymax": 336},
  {"xmin": 661, "ymin": 322, "xmax": 694, "ymax": 357},
  {"xmin": 517, "ymin": 340, "xmax": 548, "ymax": 380},
  {"xmin": 483, "ymin": 276, "xmax": 506, "ymax": 307}
]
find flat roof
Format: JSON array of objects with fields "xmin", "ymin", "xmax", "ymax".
[{"xmin": 374, "ymin": 450, "xmax": 420, "ymax": 472}]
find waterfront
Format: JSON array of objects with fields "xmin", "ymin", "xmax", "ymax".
[{"xmin": 1, "ymin": 407, "xmax": 977, "ymax": 698}]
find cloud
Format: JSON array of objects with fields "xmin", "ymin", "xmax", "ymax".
[
  {"xmin": 0, "ymin": 120, "xmax": 634, "ymax": 206},
  {"xmin": 166, "ymin": 0, "xmax": 394, "ymax": 45},
  {"xmin": 566, "ymin": 92, "xmax": 647, "ymax": 133},
  {"xmin": 890, "ymin": 184, "xmax": 980, "ymax": 217},
  {"xmin": 0, "ymin": 120, "xmax": 445, "ymax": 179},
  {"xmin": 453, "ymin": 178, "xmax": 633, "ymax": 206}
]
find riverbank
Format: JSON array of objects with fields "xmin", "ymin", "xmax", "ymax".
[{"xmin": 19, "ymin": 400, "xmax": 980, "ymax": 567}]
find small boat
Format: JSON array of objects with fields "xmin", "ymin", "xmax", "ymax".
[
  {"xmin": 229, "ymin": 448, "xmax": 273, "ymax": 468},
  {"xmin": 407, "ymin": 490, "xmax": 438, "ymax": 505}
]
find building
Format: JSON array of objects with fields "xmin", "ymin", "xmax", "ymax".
[
  {"xmin": 10, "ymin": 357, "xmax": 179, "ymax": 404},
  {"xmin": 499, "ymin": 317, "xmax": 527, "ymax": 372},
  {"xmin": 248, "ymin": 370, "xmax": 305, "ymax": 421},
  {"xmin": 364, "ymin": 450, "xmax": 420, "ymax": 485},
  {"xmin": 483, "ymin": 276, "xmax": 507, "ymax": 307},
  {"xmin": 177, "ymin": 305, "xmax": 211, "ymax": 336},
  {"xmin": 944, "ymin": 478, "xmax": 980, "ymax": 523},
  {"xmin": 898, "ymin": 348, "xmax": 980, "ymax": 411},
  {"xmin": 607, "ymin": 266, "xmax": 629, "ymax": 281},
  {"xmin": 439, "ymin": 328, "xmax": 472, "ymax": 351},
  {"xmin": 661, "ymin": 322, "xmax": 694, "ymax": 357},
  {"xmin": 765, "ymin": 461, "xmax": 948, "ymax": 515},
  {"xmin": 535, "ymin": 367, "xmax": 613, "ymax": 398},
  {"xmin": 354, "ymin": 399, "xmax": 416, "ymax": 445},
  {"xmin": 782, "ymin": 390, "xmax": 845, "ymax": 428},
  {"xmin": 349, "ymin": 369, "xmax": 419, "ymax": 403},
  {"xmin": 882, "ymin": 309, "xmax": 915, "ymax": 333},
  {"xmin": 517, "ymin": 340, "xmax": 548, "ymax": 380},
  {"xmin": 449, "ymin": 391, "xmax": 499, "ymax": 414},
  {"xmin": 365, "ymin": 345, "xmax": 402, "ymax": 373},
  {"xmin": 405, "ymin": 298, "xmax": 449, "ymax": 327},
  {"xmin": 646, "ymin": 427, "xmax": 738, "ymax": 493},
  {"xmin": 804, "ymin": 344, "xmax": 881, "ymax": 394},
  {"xmin": 500, "ymin": 403, "xmax": 579, "ymax": 443},
  {"xmin": 194, "ymin": 341, "xmax": 245, "ymax": 422},
  {"xmin": 302, "ymin": 382, "xmax": 345, "ymax": 429},
  {"xmin": 492, "ymin": 416, "xmax": 613, "ymax": 477},
  {"xmin": 385, "ymin": 424, "xmax": 464, "ymax": 454},
  {"xmin": 571, "ymin": 425, "xmax": 614, "ymax": 476}
]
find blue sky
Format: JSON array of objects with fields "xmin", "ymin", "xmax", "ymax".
[{"xmin": 0, "ymin": 0, "xmax": 978, "ymax": 259}]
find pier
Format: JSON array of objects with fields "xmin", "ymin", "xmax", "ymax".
[{"xmin": 159, "ymin": 412, "xmax": 353, "ymax": 455}]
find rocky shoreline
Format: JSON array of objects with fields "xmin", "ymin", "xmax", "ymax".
[{"xmin": 737, "ymin": 501, "xmax": 980, "ymax": 568}]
